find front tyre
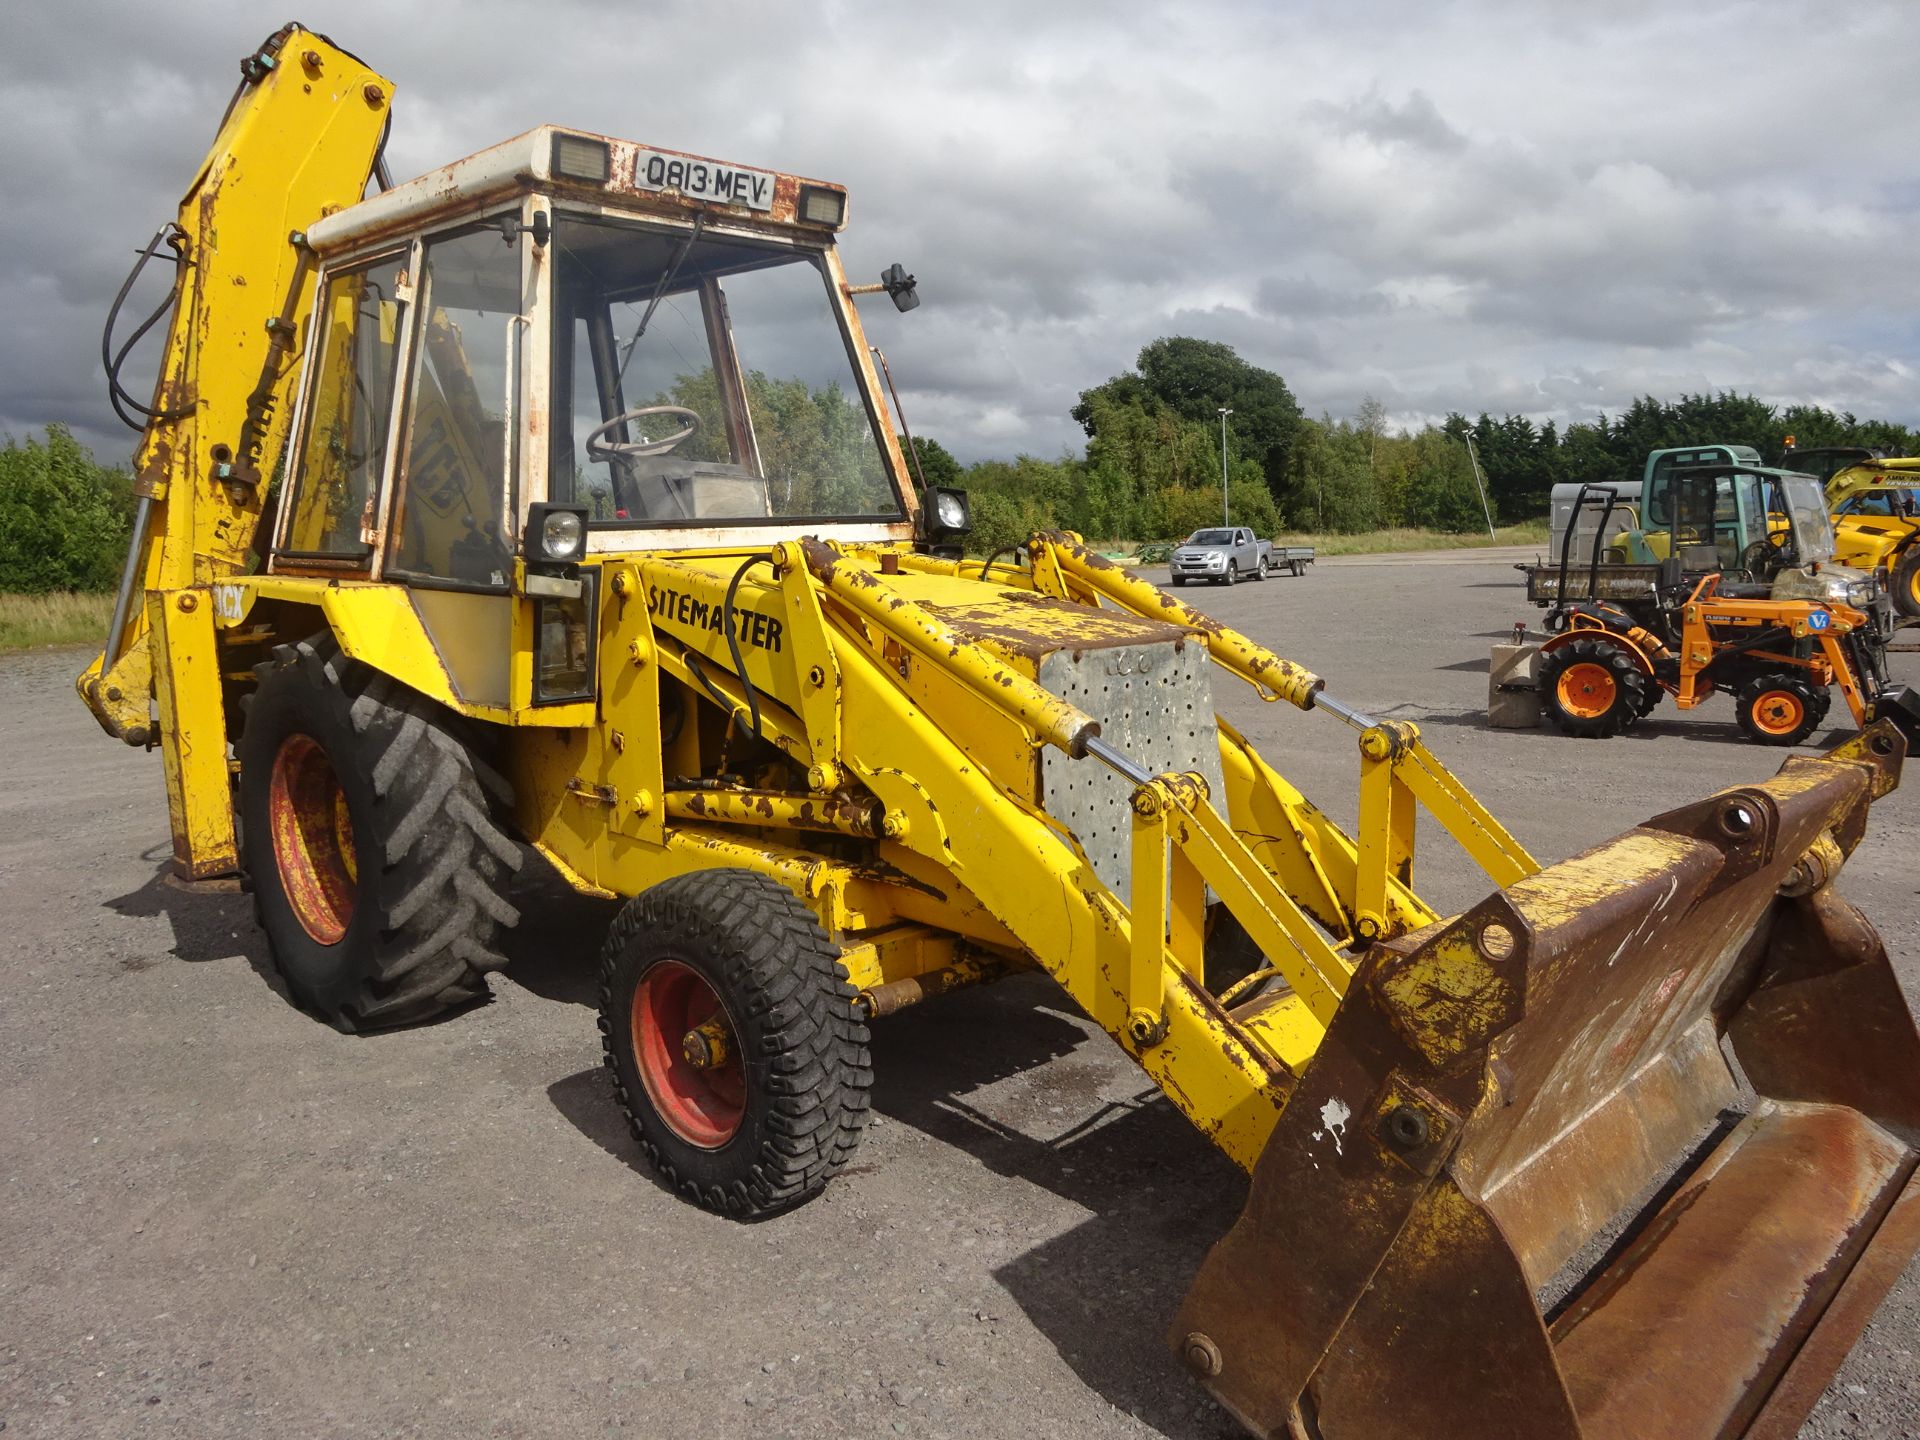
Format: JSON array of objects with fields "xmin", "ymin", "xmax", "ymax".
[
  {"xmin": 1735, "ymin": 674, "xmax": 1828, "ymax": 746},
  {"xmin": 1223, "ymin": 560, "xmax": 1239, "ymax": 586},
  {"xmin": 1537, "ymin": 637, "xmax": 1649, "ymax": 738},
  {"xmin": 237, "ymin": 636, "xmax": 522, "ymax": 1030},
  {"xmin": 598, "ymin": 869, "xmax": 871, "ymax": 1218}
]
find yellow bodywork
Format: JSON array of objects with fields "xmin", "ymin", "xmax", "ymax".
[
  {"xmin": 78, "ymin": 25, "xmax": 393, "ymax": 840},
  {"xmin": 1826, "ymin": 461, "xmax": 1920, "ymax": 592},
  {"xmin": 139, "ymin": 522, "xmax": 1540, "ymax": 1170}
]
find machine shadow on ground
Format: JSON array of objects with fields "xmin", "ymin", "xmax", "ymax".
[
  {"xmin": 542, "ymin": 949, "xmax": 1254, "ymax": 1433},
  {"xmin": 106, "ymin": 845, "xmax": 290, "ymax": 1005},
  {"xmin": 498, "ymin": 854, "xmax": 621, "ymax": 1009},
  {"xmin": 1408, "ymin": 705, "xmax": 1779, "ymax": 748},
  {"xmin": 867, "ymin": 976, "xmax": 1249, "ymax": 1438}
]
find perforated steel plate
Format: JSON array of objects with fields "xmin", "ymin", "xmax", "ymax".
[{"xmin": 1038, "ymin": 640, "xmax": 1225, "ymax": 897}]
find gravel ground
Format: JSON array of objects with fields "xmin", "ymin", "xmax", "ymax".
[{"xmin": 1, "ymin": 549, "xmax": 1915, "ymax": 1438}]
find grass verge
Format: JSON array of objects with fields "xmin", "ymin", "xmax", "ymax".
[
  {"xmin": 1111, "ymin": 519, "xmax": 1549, "ymax": 563},
  {"xmin": 1259, "ymin": 520, "xmax": 1549, "ymax": 556},
  {"xmin": 0, "ymin": 591, "xmax": 113, "ymax": 653}
]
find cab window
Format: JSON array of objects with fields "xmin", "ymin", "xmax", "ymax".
[
  {"xmin": 283, "ymin": 253, "xmax": 407, "ymax": 557},
  {"xmin": 549, "ymin": 213, "xmax": 900, "ymax": 527},
  {"xmin": 1841, "ymin": 490, "xmax": 1909, "ymax": 518},
  {"xmin": 388, "ymin": 227, "xmax": 523, "ymax": 586}
]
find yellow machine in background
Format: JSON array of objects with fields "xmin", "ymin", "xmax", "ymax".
[
  {"xmin": 1779, "ymin": 440, "xmax": 1920, "ymax": 616},
  {"xmin": 1827, "ymin": 459, "xmax": 1920, "ymax": 616},
  {"xmin": 80, "ymin": 26, "xmax": 1920, "ymax": 1438}
]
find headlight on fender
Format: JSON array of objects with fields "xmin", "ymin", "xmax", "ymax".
[
  {"xmin": 926, "ymin": 486, "xmax": 970, "ymax": 540},
  {"xmin": 524, "ymin": 502, "xmax": 590, "ymax": 564}
]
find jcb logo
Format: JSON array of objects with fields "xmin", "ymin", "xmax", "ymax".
[{"xmin": 211, "ymin": 584, "xmax": 250, "ymax": 622}]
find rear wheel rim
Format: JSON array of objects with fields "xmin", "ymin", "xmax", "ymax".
[
  {"xmin": 632, "ymin": 960, "xmax": 745, "ymax": 1149},
  {"xmin": 1752, "ymin": 690, "xmax": 1806, "ymax": 737},
  {"xmin": 1907, "ymin": 565, "xmax": 1920, "ymax": 611},
  {"xmin": 1557, "ymin": 662, "xmax": 1619, "ymax": 719},
  {"xmin": 267, "ymin": 733, "xmax": 357, "ymax": 945}
]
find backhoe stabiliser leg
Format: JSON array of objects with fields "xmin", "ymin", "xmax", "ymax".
[{"xmin": 1174, "ymin": 722, "xmax": 1920, "ymax": 1440}]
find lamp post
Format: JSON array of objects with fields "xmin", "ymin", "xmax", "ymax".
[{"xmin": 1218, "ymin": 407, "xmax": 1232, "ymax": 525}]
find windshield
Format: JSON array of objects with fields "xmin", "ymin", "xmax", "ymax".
[
  {"xmin": 1189, "ymin": 529, "xmax": 1235, "ymax": 544},
  {"xmin": 1780, "ymin": 475, "xmax": 1836, "ymax": 562},
  {"xmin": 548, "ymin": 213, "xmax": 902, "ymax": 526}
]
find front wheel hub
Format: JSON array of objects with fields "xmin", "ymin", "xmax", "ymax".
[
  {"xmin": 1752, "ymin": 690, "xmax": 1807, "ymax": 737},
  {"xmin": 632, "ymin": 961, "xmax": 745, "ymax": 1148}
]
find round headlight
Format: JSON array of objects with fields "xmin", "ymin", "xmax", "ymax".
[{"xmin": 542, "ymin": 509, "xmax": 585, "ymax": 561}]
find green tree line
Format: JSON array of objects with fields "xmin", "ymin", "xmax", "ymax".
[
  {"xmin": 6, "ymin": 350, "xmax": 1917, "ymax": 594},
  {"xmin": 916, "ymin": 339, "xmax": 1918, "ymax": 553},
  {"xmin": 0, "ymin": 425, "xmax": 132, "ymax": 593}
]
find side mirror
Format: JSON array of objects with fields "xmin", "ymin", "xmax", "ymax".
[{"xmin": 881, "ymin": 263, "xmax": 919, "ymax": 313}]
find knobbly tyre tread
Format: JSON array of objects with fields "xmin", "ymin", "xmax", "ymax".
[
  {"xmin": 1537, "ymin": 636, "xmax": 1650, "ymax": 738},
  {"xmin": 238, "ymin": 634, "xmax": 521, "ymax": 1030},
  {"xmin": 597, "ymin": 869, "xmax": 871, "ymax": 1218}
]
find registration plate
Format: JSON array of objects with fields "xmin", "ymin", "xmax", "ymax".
[{"xmin": 632, "ymin": 148, "xmax": 776, "ymax": 212}]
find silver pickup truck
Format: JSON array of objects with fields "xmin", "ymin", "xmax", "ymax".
[
  {"xmin": 1169, "ymin": 527, "xmax": 1270, "ymax": 585},
  {"xmin": 1169, "ymin": 527, "xmax": 1317, "ymax": 584}
]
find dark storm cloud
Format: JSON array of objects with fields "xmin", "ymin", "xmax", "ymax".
[{"xmin": 3, "ymin": 0, "xmax": 1918, "ymax": 468}]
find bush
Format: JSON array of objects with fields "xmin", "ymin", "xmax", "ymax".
[{"xmin": 0, "ymin": 427, "xmax": 133, "ymax": 593}]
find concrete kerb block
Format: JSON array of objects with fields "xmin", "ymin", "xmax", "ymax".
[{"xmin": 1488, "ymin": 642, "xmax": 1542, "ymax": 729}]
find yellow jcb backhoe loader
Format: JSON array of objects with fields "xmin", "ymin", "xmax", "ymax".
[{"xmin": 80, "ymin": 25, "xmax": 1920, "ymax": 1438}]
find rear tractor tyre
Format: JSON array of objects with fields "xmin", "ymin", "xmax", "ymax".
[
  {"xmin": 1735, "ymin": 674, "xmax": 1827, "ymax": 747},
  {"xmin": 1892, "ymin": 548, "xmax": 1920, "ymax": 620},
  {"xmin": 1537, "ymin": 637, "xmax": 1649, "ymax": 738},
  {"xmin": 237, "ymin": 635, "xmax": 522, "ymax": 1030},
  {"xmin": 598, "ymin": 869, "xmax": 872, "ymax": 1219}
]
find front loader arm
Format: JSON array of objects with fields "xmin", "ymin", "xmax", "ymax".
[{"xmin": 79, "ymin": 25, "xmax": 393, "ymax": 744}]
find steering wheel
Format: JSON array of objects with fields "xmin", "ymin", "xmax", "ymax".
[
  {"xmin": 585, "ymin": 405, "xmax": 702, "ymax": 460},
  {"xmin": 1739, "ymin": 534, "xmax": 1786, "ymax": 577}
]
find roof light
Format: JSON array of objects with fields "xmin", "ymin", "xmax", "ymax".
[
  {"xmin": 797, "ymin": 184, "xmax": 848, "ymax": 228},
  {"xmin": 551, "ymin": 133, "xmax": 611, "ymax": 184}
]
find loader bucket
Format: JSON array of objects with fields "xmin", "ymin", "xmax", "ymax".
[{"xmin": 1174, "ymin": 723, "xmax": 1920, "ymax": 1440}]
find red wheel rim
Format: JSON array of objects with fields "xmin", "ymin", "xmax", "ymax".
[
  {"xmin": 631, "ymin": 960, "xmax": 745, "ymax": 1149},
  {"xmin": 1557, "ymin": 662, "xmax": 1618, "ymax": 719},
  {"xmin": 1751, "ymin": 690, "xmax": 1805, "ymax": 737},
  {"xmin": 267, "ymin": 733, "xmax": 357, "ymax": 944}
]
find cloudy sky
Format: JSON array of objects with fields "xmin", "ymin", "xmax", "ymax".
[{"xmin": 5, "ymin": 0, "xmax": 1917, "ymax": 466}]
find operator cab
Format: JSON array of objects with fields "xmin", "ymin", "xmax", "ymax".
[
  {"xmin": 1657, "ymin": 465, "xmax": 1889, "ymax": 623},
  {"xmin": 1834, "ymin": 483, "xmax": 1920, "ymax": 520},
  {"xmin": 1645, "ymin": 463, "xmax": 1837, "ymax": 583},
  {"xmin": 269, "ymin": 126, "xmax": 924, "ymax": 593}
]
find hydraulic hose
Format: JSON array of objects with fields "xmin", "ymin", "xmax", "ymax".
[{"xmin": 101, "ymin": 224, "xmax": 193, "ymax": 431}]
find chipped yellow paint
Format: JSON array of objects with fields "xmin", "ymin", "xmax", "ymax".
[
  {"xmin": 1376, "ymin": 921, "xmax": 1521, "ymax": 1069},
  {"xmin": 147, "ymin": 589, "xmax": 237, "ymax": 878}
]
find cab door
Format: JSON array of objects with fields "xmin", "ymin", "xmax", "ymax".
[{"xmin": 273, "ymin": 249, "xmax": 413, "ymax": 571}]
